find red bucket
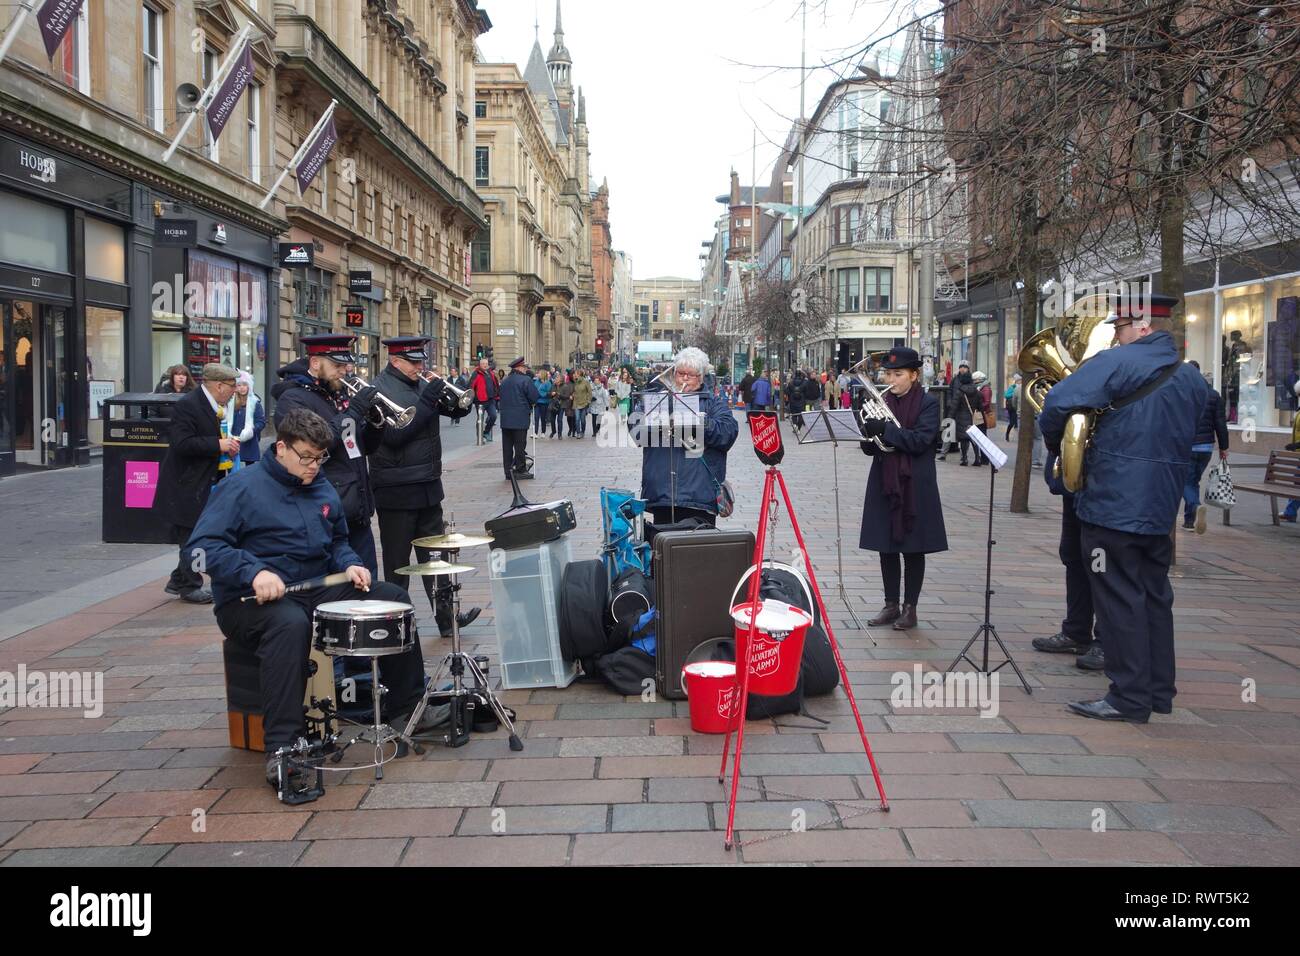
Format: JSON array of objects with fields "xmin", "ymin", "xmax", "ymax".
[
  {"xmin": 730, "ymin": 599, "xmax": 811, "ymax": 696},
  {"xmin": 682, "ymin": 661, "xmax": 740, "ymax": 734}
]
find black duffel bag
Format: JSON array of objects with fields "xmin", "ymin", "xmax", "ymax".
[
  {"xmin": 608, "ymin": 567, "xmax": 653, "ymax": 624},
  {"xmin": 558, "ymin": 560, "xmax": 617, "ymax": 662}
]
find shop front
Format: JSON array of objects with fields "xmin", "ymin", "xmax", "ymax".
[{"xmin": 0, "ymin": 132, "xmax": 132, "ymax": 475}]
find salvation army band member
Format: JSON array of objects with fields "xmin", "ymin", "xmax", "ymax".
[
  {"xmin": 271, "ymin": 333, "xmax": 384, "ymax": 575},
  {"xmin": 1039, "ymin": 293, "xmax": 1206, "ymax": 723},
  {"xmin": 370, "ymin": 336, "xmax": 481, "ymax": 639},
  {"xmin": 190, "ymin": 408, "xmax": 443, "ymax": 788},
  {"xmin": 858, "ymin": 348, "xmax": 949, "ymax": 631}
]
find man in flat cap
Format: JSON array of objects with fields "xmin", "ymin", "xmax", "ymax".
[
  {"xmin": 271, "ymin": 333, "xmax": 385, "ymax": 574},
  {"xmin": 158, "ymin": 364, "xmax": 240, "ymax": 603},
  {"xmin": 498, "ymin": 356, "xmax": 539, "ymax": 480},
  {"xmin": 370, "ymin": 336, "xmax": 480, "ymax": 639},
  {"xmin": 1040, "ymin": 292, "xmax": 1207, "ymax": 723}
]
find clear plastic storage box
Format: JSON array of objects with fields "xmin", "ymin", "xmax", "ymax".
[{"xmin": 488, "ymin": 536, "xmax": 577, "ymax": 689}]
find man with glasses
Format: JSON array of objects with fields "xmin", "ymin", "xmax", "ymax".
[
  {"xmin": 191, "ymin": 407, "xmax": 439, "ymax": 788},
  {"xmin": 628, "ymin": 346, "xmax": 738, "ymax": 527},
  {"xmin": 158, "ymin": 363, "xmax": 241, "ymax": 604}
]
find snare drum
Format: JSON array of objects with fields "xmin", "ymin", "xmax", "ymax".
[{"xmin": 313, "ymin": 600, "xmax": 415, "ymax": 657}]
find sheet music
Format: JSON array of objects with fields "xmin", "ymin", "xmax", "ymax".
[
  {"xmin": 967, "ymin": 425, "xmax": 1008, "ymax": 469},
  {"xmin": 644, "ymin": 390, "xmax": 700, "ymax": 428},
  {"xmin": 798, "ymin": 408, "xmax": 865, "ymax": 444}
]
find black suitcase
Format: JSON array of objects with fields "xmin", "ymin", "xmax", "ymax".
[
  {"xmin": 485, "ymin": 499, "xmax": 576, "ymax": 551},
  {"xmin": 652, "ymin": 528, "xmax": 755, "ymax": 699}
]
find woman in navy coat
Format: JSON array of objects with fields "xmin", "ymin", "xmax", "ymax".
[{"xmin": 858, "ymin": 347, "xmax": 948, "ymax": 631}]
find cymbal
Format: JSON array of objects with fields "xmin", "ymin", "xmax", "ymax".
[
  {"xmin": 395, "ymin": 560, "xmax": 476, "ymax": 576},
  {"xmin": 411, "ymin": 532, "xmax": 495, "ymax": 549}
]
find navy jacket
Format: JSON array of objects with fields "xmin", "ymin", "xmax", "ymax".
[
  {"xmin": 751, "ymin": 377, "xmax": 772, "ymax": 406},
  {"xmin": 858, "ymin": 392, "xmax": 949, "ymax": 554},
  {"xmin": 628, "ymin": 386, "xmax": 739, "ymax": 513},
  {"xmin": 1193, "ymin": 387, "xmax": 1229, "ymax": 449},
  {"xmin": 270, "ymin": 360, "xmax": 381, "ymax": 526},
  {"xmin": 1040, "ymin": 331, "xmax": 1207, "ymax": 534},
  {"xmin": 187, "ymin": 454, "xmax": 363, "ymax": 610},
  {"xmin": 498, "ymin": 370, "xmax": 540, "ymax": 430}
]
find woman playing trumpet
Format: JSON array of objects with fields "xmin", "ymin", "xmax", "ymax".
[{"xmin": 857, "ymin": 348, "xmax": 949, "ymax": 631}]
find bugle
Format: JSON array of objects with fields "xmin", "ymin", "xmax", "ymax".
[{"xmin": 341, "ymin": 376, "xmax": 416, "ymax": 428}]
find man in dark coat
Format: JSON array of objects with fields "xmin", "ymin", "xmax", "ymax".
[
  {"xmin": 498, "ymin": 356, "xmax": 540, "ymax": 479},
  {"xmin": 1040, "ymin": 294, "xmax": 1207, "ymax": 723},
  {"xmin": 370, "ymin": 337, "xmax": 479, "ymax": 638},
  {"xmin": 947, "ymin": 361, "xmax": 981, "ymax": 464},
  {"xmin": 858, "ymin": 348, "xmax": 948, "ymax": 630},
  {"xmin": 157, "ymin": 363, "xmax": 239, "ymax": 604},
  {"xmin": 737, "ymin": 369, "xmax": 755, "ymax": 407},
  {"xmin": 1180, "ymin": 359, "xmax": 1229, "ymax": 533},
  {"xmin": 189, "ymin": 407, "xmax": 440, "ymax": 787},
  {"xmin": 270, "ymin": 334, "xmax": 384, "ymax": 575}
]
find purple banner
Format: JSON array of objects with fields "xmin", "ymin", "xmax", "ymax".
[
  {"xmin": 205, "ymin": 43, "xmax": 253, "ymax": 145},
  {"xmin": 295, "ymin": 113, "xmax": 338, "ymax": 194},
  {"xmin": 38, "ymin": 0, "xmax": 86, "ymax": 59}
]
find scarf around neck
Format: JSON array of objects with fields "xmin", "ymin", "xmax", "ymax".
[{"xmin": 881, "ymin": 384, "xmax": 924, "ymax": 545}]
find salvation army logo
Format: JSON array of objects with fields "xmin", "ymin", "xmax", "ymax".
[
  {"xmin": 747, "ymin": 633, "xmax": 782, "ymax": 677},
  {"xmin": 716, "ymin": 684, "xmax": 738, "ymax": 719},
  {"xmin": 748, "ymin": 412, "xmax": 784, "ymax": 465},
  {"xmin": 321, "ymin": 504, "xmax": 330, "ymax": 518}
]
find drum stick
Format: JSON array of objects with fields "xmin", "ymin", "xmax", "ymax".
[{"xmin": 240, "ymin": 571, "xmax": 357, "ymax": 603}]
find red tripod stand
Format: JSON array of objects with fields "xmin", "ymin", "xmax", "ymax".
[{"xmin": 719, "ymin": 460, "xmax": 889, "ymax": 849}]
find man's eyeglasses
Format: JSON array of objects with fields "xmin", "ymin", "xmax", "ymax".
[{"xmin": 290, "ymin": 445, "xmax": 330, "ymax": 466}]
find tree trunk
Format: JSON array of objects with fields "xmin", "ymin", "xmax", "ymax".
[{"xmin": 1010, "ymin": 191, "xmax": 1040, "ymax": 514}]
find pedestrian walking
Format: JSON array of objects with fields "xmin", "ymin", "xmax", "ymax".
[
  {"xmin": 534, "ymin": 368, "xmax": 552, "ymax": 435},
  {"xmin": 1181, "ymin": 360, "xmax": 1229, "ymax": 534},
  {"xmin": 1004, "ymin": 374, "xmax": 1020, "ymax": 441},
  {"xmin": 498, "ymin": 357, "xmax": 539, "ymax": 480}
]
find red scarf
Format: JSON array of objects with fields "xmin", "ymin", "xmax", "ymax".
[{"xmin": 881, "ymin": 385, "xmax": 924, "ymax": 545}]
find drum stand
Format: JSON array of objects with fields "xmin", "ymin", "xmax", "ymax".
[
  {"xmin": 401, "ymin": 563, "xmax": 524, "ymax": 752},
  {"xmin": 336, "ymin": 656, "xmax": 418, "ymax": 781},
  {"xmin": 719, "ymin": 463, "xmax": 889, "ymax": 850}
]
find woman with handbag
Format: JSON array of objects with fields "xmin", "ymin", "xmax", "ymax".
[
  {"xmin": 1182, "ymin": 361, "xmax": 1230, "ymax": 533},
  {"xmin": 949, "ymin": 362, "xmax": 978, "ymax": 465},
  {"xmin": 858, "ymin": 348, "xmax": 949, "ymax": 631},
  {"xmin": 971, "ymin": 371, "xmax": 994, "ymax": 466}
]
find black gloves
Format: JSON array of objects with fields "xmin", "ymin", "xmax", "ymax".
[
  {"xmin": 348, "ymin": 385, "xmax": 380, "ymax": 422},
  {"xmin": 860, "ymin": 417, "xmax": 888, "ymax": 437},
  {"xmin": 419, "ymin": 376, "xmax": 447, "ymax": 408}
]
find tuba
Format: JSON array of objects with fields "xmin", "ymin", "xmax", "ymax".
[
  {"xmin": 1016, "ymin": 294, "xmax": 1116, "ymax": 491},
  {"xmin": 847, "ymin": 356, "xmax": 901, "ymax": 452}
]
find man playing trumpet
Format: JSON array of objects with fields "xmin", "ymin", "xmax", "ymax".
[
  {"xmin": 272, "ymin": 333, "xmax": 384, "ymax": 575},
  {"xmin": 370, "ymin": 336, "xmax": 481, "ymax": 640}
]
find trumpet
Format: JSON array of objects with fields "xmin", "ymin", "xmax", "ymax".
[
  {"xmin": 341, "ymin": 375, "xmax": 416, "ymax": 429},
  {"xmin": 420, "ymin": 369, "xmax": 475, "ymax": 411},
  {"xmin": 846, "ymin": 356, "xmax": 901, "ymax": 452}
]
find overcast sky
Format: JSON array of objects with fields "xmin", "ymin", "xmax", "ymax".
[{"xmin": 477, "ymin": 0, "xmax": 931, "ymax": 280}]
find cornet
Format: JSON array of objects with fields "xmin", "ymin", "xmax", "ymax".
[
  {"xmin": 846, "ymin": 356, "xmax": 901, "ymax": 453},
  {"xmin": 341, "ymin": 376, "xmax": 416, "ymax": 428},
  {"xmin": 420, "ymin": 369, "xmax": 475, "ymax": 411}
]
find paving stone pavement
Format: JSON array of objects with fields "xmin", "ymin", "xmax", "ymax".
[{"xmin": 1, "ymin": 411, "xmax": 1298, "ymax": 866}]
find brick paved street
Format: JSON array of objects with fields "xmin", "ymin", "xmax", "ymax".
[{"xmin": 1, "ymin": 412, "xmax": 1298, "ymax": 866}]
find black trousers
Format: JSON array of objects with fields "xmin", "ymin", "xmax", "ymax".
[
  {"xmin": 1059, "ymin": 495, "xmax": 1098, "ymax": 646},
  {"xmin": 1079, "ymin": 521, "xmax": 1176, "ymax": 718},
  {"xmin": 649, "ymin": 506, "xmax": 716, "ymax": 527},
  {"xmin": 377, "ymin": 502, "xmax": 452, "ymax": 634},
  {"xmin": 880, "ymin": 552, "xmax": 925, "ymax": 605},
  {"xmin": 502, "ymin": 427, "xmax": 529, "ymax": 476},
  {"xmin": 170, "ymin": 524, "xmax": 204, "ymax": 593},
  {"xmin": 215, "ymin": 580, "xmax": 425, "ymax": 751}
]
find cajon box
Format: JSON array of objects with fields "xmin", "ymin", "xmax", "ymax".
[{"xmin": 223, "ymin": 641, "xmax": 335, "ymax": 751}]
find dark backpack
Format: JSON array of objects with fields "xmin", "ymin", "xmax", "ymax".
[
  {"xmin": 558, "ymin": 560, "xmax": 617, "ymax": 662},
  {"xmin": 594, "ymin": 646, "xmax": 656, "ymax": 696}
]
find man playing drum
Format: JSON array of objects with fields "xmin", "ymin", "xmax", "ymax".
[{"xmin": 187, "ymin": 407, "xmax": 440, "ymax": 788}]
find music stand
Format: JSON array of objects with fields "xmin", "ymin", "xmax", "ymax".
[
  {"xmin": 944, "ymin": 426, "xmax": 1032, "ymax": 693},
  {"xmin": 633, "ymin": 386, "xmax": 702, "ymax": 525},
  {"xmin": 795, "ymin": 408, "xmax": 869, "ymax": 630}
]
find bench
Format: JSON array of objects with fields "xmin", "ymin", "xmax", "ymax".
[{"xmin": 1223, "ymin": 450, "xmax": 1300, "ymax": 526}]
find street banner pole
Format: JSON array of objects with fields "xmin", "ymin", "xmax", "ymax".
[
  {"xmin": 258, "ymin": 99, "xmax": 337, "ymax": 210},
  {"xmin": 161, "ymin": 24, "xmax": 252, "ymax": 163}
]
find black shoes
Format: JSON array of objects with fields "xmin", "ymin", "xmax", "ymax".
[
  {"xmin": 1076, "ymin": 645, "xmax": 1105, "ymax": 671},
  {"xmin": 868, "ymin": 602, "xmax": 901, "ymax": 626},
  {"xmin": 1032, "ymin": 631, "xmax": 1092, "ymax": 655},
  {"xmin": 1153, "ymin": 702, "xmax": 1173, "ymax": 715},
  {"xmin": 892, "ymin": 604, "xmax": 918, "ymax": 630},
  {"xmin": 180, "ymin": 588, "xmax": 213, "ymax": 604},
  {"xmin": 1067, "ymin": 699, "xmax": 1149, "ymax": 724},
  {"xmin": 440, "ymin": 606, "xmax": 482, "ymax": 639}
]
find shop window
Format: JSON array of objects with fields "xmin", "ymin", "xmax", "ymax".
[
  {"xmin": 86, "ymin": 307, "xmax": 126, "ymax": 447},
  {"xmin": 85, "ymin": 217, "xmax": 125, "ymax": 283},
  {"xmin": 0, "ymin": 193, "xmax": 69, "ymax": 273}
]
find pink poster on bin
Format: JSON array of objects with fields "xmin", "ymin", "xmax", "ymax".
[{"xmin": 124, "ymin": 461, "xmax": 160, "ymax": 509}]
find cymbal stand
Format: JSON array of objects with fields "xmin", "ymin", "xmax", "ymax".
[{"xmin": 401, "ymin": 558, "xmax": 524, "ymax": 752}]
